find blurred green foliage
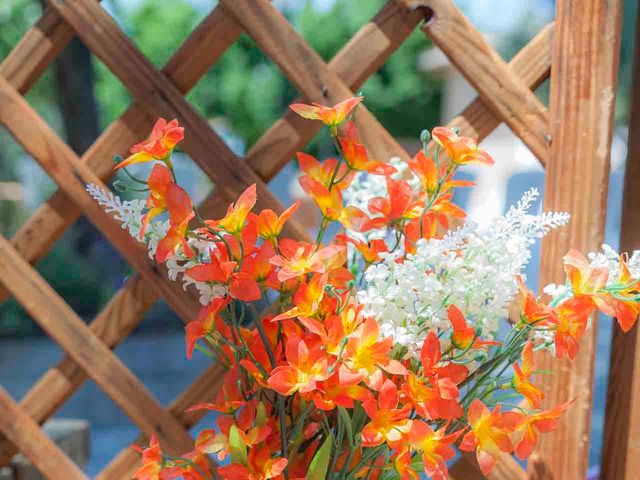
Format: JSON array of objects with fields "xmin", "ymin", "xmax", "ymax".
[{"xmin": 0, "ymin": 0, "xmax": 441, "ymax": 336}]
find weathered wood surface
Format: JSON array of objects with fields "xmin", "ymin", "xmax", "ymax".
[
  {"xmin": 0, "ymin": 388, "xmax": 87, "ymax": 480},
  {"xmin": 531, "ymin": 1, "xmax": 623, "ymax": 479},
  {"xmin": 601, "ymin": 6, "xmax": 640, "ymax": 478}
]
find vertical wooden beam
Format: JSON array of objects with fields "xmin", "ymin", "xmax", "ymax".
[
  {"xmin": 530, "ymin": 1, "xmax": 623, "ymax": 479},
  {"xmin": 601, "ymin": 7, "xmax": 640, "ymax": 478}
]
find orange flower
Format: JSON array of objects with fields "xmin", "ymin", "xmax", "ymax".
[
  {"xmin": 341, "ymin": 318, "xmax": 407, "ymax": 389},
  {"xmin": 256, "ymin": 200, "xmax": 300, "ymax": 241},
  {"xmin": 290, "ymin": 96, "xmax": 363, "ymax": 130},
  {"xmin": 267, "ymin": 335, "xmax": 330, "ymax": 396},
  {"xmin": 361, "ymin": 379, "xmax": 411, "ymax": 448},
  {"xmin": 431, "ymin": 127, "xmax": 494, "ymax": 166},
  {"xmin": 219, "ymin": 446, "xmax": 287, "ymax": 480},
  {"xmin": 448, "ymin": 305, "xmax": 500, "ymax": 351},
  {"xmin": 269, "ymin": 238, "xmax": 345, "ymax": 282},
  {"xmin": 297, "ymin": 152, "xmax": 353, "ymax": 190},
  {"xmin": 187, "ymin": 367, "xmax": 245, "ymax": 415},
  {"xmin": 155, "ymin": 183, "xmax": 195, "ymax": 263},
  {"xmin": 139, "ymin": 163, "xmax": 173, "ymax": 239},
  {"xmin": 408, "ymin": 421, "xmax": 464, "ymax": 480},
  {"xmin": 366, "ymin": 177, "xmax": 423, "ymax": 228},
  {"xmin": 184, "ymin": 297, "xmax": 230, "ymax": 358},
  {"xmin": 459, "ymin": 400, "xmax": 513, "ymax": 476},
  {"xmin": 593, "ymin": 255, "xmax": 640, "ymax": 332},
  {"xmin": 511, "ymin": 399, "xmax": 574, "ymax": 460},
  {"xmin": 401, "ymin": 332, "xmax": 467, "ymax": 420},
  {"xmin": 312, "ymin": 370, "xmax": 371, "ymax": 411},
  {"xmin": 513, "ymin": 341, "xmax": 544, "ymax": 408},
  {"xmin": 272, "ymin": 274, "xmax": 327, "ymax": 322},
  {"xmin": 337, "ymin": 234, "xmax": 388, "ymax": 264},
  {"xmin": 564, "ymin": 249, "xmax": 609, "ymax": 297},
  {"xmin": 186, "ymin": 251, "xmax": 262, "ymax": 302},
  {"xmin": 407, "ymin": 150, "xmax": 474, "ymax": 194},
  {"xmin": 549, "ymin": 296, "xmax": 593, "ymax": 359},
  {"xmin": 516, "ymin": 276, "xmax": 555, "ymax": 324},
  {"xmin": 338, "ymin": 122, "xmax": 396, "ymax": 175},
  {"xmin": 116, "ymin": 118, "xmax": 184, "ymax": 170},
  {"xmin": 180, "ymin": 450, "xmax": 212, "ymax": 480},
  {"xmin": 211, "ymin": 184, "xmax": 257, "ymax": 236},
  {"xmin": 299, "ymin": 176, "xmax": 371, "ymax": 231},
  {"xmin": 132, "ymin": 436, "xmax": 181, "ymax": 480}
]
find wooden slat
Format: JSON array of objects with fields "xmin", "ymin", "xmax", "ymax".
[
  {"xmin": 0, "ymin": 235, "xmax": 194, "ymax": 455},
  {"xmin": 98, "ymin": 364, "xmax": 224, "ymax": 480},
  {"xmin": 46, "ymin": 0, "xmax": 308, "ymax": 242},
  {"xmin": 0, "ymin": 387, "xmax": 88, "ymax": 480},
  {"xmin": 449, "ymin": 452, "xmax": 526, "ymax": 480},
  {"xmin": 0, "ymin": 7, "xmax": 74, "ymax": 94},
  {"xmin": 219, "ymin": 0, "xmax": 412, "ymax": 163},
  {"xmin": 601, "ymin": 7, "xmax": 640, "ymax": 477},
  {"xmin": 401, "ymin": 0, "xmax": 550, "ymax": 164},
  {"xmin": 0, "ymin": 5, "xmax": 246, "ymax": 303},
  {"xmin": 530, "ymin": 1, "xmax": 623, "ymax": 479},
  {"xmin": 0, "ymin": 275, "xmax": 154, "ymax": 464}
]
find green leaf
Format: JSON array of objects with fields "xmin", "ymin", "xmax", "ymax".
[
  {"xmin": 256, "ymin": 401, "xmax": 267, "ymax": 426},
  {"xmin": 306, "ymin": 434, "xmax": 333, "ymax": 480},
  {"xmin": 229, "ymin": 425, "xmax": 248, "ymax": 465},
  {"xmin": 338, "ymin": 406, "xmax": 354, "ymax": 447}
]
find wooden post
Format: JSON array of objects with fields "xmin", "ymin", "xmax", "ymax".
[
  {"xmin": 601, "ymin": 7, "xmax": 640, "ymax": 478},
  {"xmin": 530, "ymin": 1, "xmax": 623, "ymax": 479}
]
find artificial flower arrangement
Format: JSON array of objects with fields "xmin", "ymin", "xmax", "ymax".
[{"xmin": 88, "ymin": 97, "xmax": 640, "ymax": 480}]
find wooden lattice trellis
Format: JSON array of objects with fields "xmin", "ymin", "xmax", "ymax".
[{"xmin": 0, "ymin": 0, "xmax": 629, "ymax": 479}]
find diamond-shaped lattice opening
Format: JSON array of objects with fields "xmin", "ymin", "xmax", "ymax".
[
  {"xmin": 58, "ymin": 378, "xmax": 140, "ymax": 476},
  {"xmin": 103, "ymin": 0, "xmax": 210, "ymax": 70},
  {"xmin": 188, "ymin": 32, "xmax": 301, "ymax": 153},
  {"xmin": 0, "ymin": 128, "xmax": 57, "ymax": 239},
  {"xmin": 39, "ymin": 217, "xmax": 130, "ymax": 322}
]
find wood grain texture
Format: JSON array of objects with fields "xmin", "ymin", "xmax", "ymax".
[
  {"xmin": 601, "ymin": 8, "xmax": 640, "ymax": 478},
  {"xmin": 530, "ymin": 1, "xmax": 623, "ymax": 479},
  {"xmin": 0, "ymin": 76, "xmax": 200, "ymax": 323},
  {"xmin": 449, "ymin": 451, "xmax": 526, "ymax": 480},
  {"xmin": 0, "ymin": 235, "xmax": 194, "ymax": 455},
  {"xmin": 46, "ymin": 0, "xmax": 308, "ymax": 242},
  {"xmin": 400, "ymin": 0, "xmax": 550, "ymax": 163},
  {"xmin": 0, "ymin": 5, "xmax": 246, "ymax": 303},
  {"xmin": 98, "ymin": 364, "xmax": 224, "ymax": 480},
  {"xmin": 0, "ymin": 387, "xmax": 88, "ymax": 480},
  {"xmin": 219, "ymin": 0, "xmax": 413, "ymax": 163}
]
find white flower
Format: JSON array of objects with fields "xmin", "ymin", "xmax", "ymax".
[
  {"xmin": 356, "ymin": 187, "xmax": 569, "ymax": 358},
  {"xmin": 87, "ymin": 184, "xmax": 225, "ymax": 306}
]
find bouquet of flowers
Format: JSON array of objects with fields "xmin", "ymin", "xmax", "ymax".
[{"xmin": 89, "ymin": 97, "xmax": 640, "ymax": 480}]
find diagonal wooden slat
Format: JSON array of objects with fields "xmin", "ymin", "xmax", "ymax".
[
  {"xmin": 400, "ymin": 0, "xmax": 550, "ymax": 165},
  {"xmin": 531, "ymin": 1, "xmax": 623, "ymax": 478},
  {"xmin": 46, "ymin": 0, "xmax": 308, "ymax": 241},
  {"xmin": 0, "ymin": 76, "xmax": 201, "ymax": 323},
  {"xmin": 98, "ymin": 364, "xmax": 224, "ymax": 480},
  {"xmin": 0, "ymin": 235, "xmax": 193, "ymax": 455},
  {"xmin": 0, "ymin": 387, "xmax": 88, "ymax": 480},
  {"xmin": 0, "ymin": 4, "xmax": 247, "ymax": 303},
  {"xmin": 219, "ymin": 0, "xmax": 412, "ymax": 163},
  {"xmin": 0, "ymin": 1, "xmax": 424, "ymax": 465},
  {"xmin": 601, "ymin": 8, "xmax": 640, "ymax": 477}
]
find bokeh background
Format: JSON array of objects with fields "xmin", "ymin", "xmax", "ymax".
[{"xmin": 0, "ymin": 0, "xmax": 637, "ymax": 476}]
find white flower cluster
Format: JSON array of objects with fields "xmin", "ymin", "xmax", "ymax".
[
  {"xmin": 86, "ymin": 184, "xmax": 224, "ymax": 305},
  {"xmin": 356, "ymin": 188, "xmax": 570, "ymax": 358}
]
